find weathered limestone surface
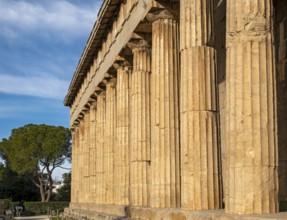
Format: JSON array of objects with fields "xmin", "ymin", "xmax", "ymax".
[
  {"xmin": 89, "ymin": 106, "xmax": 97, "ymax": 202},
  {"xmin": 130, "ymin": 44, "xmax": 151, "ymax": 206},
  {"xmin": 225, "ymin": 0, "xmax": 278, "ymax": 214},
  {"xmin": 180, "ymin": 0, "xmax": 220, "ymax": 210},
  {"xmin": 70, "ymin": 128, "xmax": 78, "ymax": 203},
  {"xmin": 150, "ymin": 17, "xmax": 180, "ymax": 208},
  {"xmin": 115, "ymin": 66, "xmax": 131, "ymax": 205},
  {"xmin": 79, "ymin": 119, "xmax": 85, "ymax": 203},
  {"xmin": 83, "ymin": 112, "xmax": 90, "ymax": 203},
  {"xmin": 105, "ymin": 81, "xmax": 117, "ymax": 204},
  {"xmin": 95, "ymin": 93, "xmax": 106, "ymax": 204},
  {"xmin": 75, "ymin": 127, "xmax": 80, "ymax": 204}
]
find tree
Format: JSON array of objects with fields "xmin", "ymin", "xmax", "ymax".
[
  {"xmin": 0, "ymin": 163, "xmax": 40, "ymax": 201},
  {"xmin": 54, "ymin": 172, "xmax": 71, "ymax": 201},
  {"xmin": 0, "ymin": 124, "xmax": 71, "ymax": 202}
]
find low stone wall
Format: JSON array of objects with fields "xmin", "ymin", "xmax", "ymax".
[{"xmin": 64, "ymin": 206, "xmax": 287, "ymax": 220}]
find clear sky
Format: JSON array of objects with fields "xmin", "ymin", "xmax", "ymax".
[{"xmin": 0, "ymin": 0, "xmax": 102, "ymax": 179}]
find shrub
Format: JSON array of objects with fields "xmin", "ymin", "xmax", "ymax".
[
  {"xmin": 20, "ymin": 202, "xmax": 69, "ymax": 216},
  {"xmin": 0, "ymin": 199, "xmax": 12, "ymax": 214}
]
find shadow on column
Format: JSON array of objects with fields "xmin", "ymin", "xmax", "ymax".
[
  {"xmin": 213, "ymin": 0, "xmax": 226, "ymax": 209},
  {"xmin": 274, "ymin": 0, "xmax": 287, "ymax": 211}
]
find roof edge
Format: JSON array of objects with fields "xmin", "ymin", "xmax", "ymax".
[{"xmin": 64, "ymin": 0, "xmax": 112, "ymax": 107}]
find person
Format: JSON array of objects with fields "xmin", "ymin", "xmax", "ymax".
[{"xmin": 15, "ymin": 203, "xmax": 23, "ymax": 217}]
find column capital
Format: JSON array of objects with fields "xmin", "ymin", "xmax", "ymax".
[
  {"xmin": 132, "ymin": 44, "xmax": 151, "ymax": 55},
  {"xmin": 97, "ymin": 91, "xmax": 106, "ymax": 100},
  {"xmin": 91, "ymin": 101, "xmax": 97, "ymax": 111},
  {"xmin": 73, "ymin": 119, "xmax": 81, "ymax": 127},
  {"xmin": 106, "ymin": 78, "xmax": 117, "ymax": 88},
  {"xmin": 146, "ymin": 9, "xmax": 175, "ymax": 23},
  {"xmin": 127, "ymin": 33, "xmax": 151, "ymax": 52},
  {"xmin": 113, "ymin": 60, "xmax": 131, "ymax": 70},
  {"xmin": 122, "ymin": 65, "xmax": 133, "ymax": 72}
]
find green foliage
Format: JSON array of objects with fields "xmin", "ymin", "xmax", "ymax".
[
  {"xmin": 0, "ymin": 124, "xmax": 71, "ymax": 175},
  {"xmin": 54, "ymin": 173, "xmax": 71, "ymax": 202},
  {"xmin": 0, "ymin": 176, "xmax": 40, "ymax": 202},
  {"xmin": 0, "ymin": 164, "xmax": 40, "ymax": 201},
  {"xmin": 0, "ymin": 124, "xmax": 71, "ymax": 202},
  {"xmin": 0, "ymin": 199, "xmax": 12, "ymax": 214},
  {"xmin": 22, "ymin": 202, "xmax": 69, "ymax": 216}
]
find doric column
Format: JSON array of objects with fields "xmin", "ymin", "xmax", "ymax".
[
  {"xmin": 83, "ymin": 112, "xmax": 90, "ymax": 204},
  {"xmin": 74, "ymin": 127, "xmax": 80, "ymax": 204},
  {"xmin": 149, "ymin": 12, "xmax": 180, "ymax": 208},
  {"xmin": 225, "ymin": 0, "xmax": 278, "ymax": 214},
  {"xmin": 130, "ymin": 42, "xmax": 151, "ymax": 206},
  {"xmin": 180, "ymin": 0, "xmax": 220, "ymax": 210},
  {"xmin": 115, "ymin": 66, "xmax": 131, "ymax": 205},
  {"xmin": 79, "ymin": 119, "xmax": 85, "ymax": 203},
  {"xmin": 71, "ymin": 128, "xmax": 78, "ymax": 204},
  {"xmin": 95, "ymin": 93, "xmax": 106, "ymax": 204},
  {"xmin": 89, "ymin": 105, "xmax": 97, "ymax": 202},
  {"xmin": 105, "ymin": 80, "xmax": 117, "ymax": 204}
]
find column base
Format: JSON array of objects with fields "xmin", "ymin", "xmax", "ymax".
[{"xmin": 64, "ymin": 204, "xmax": 287, "ymax": 220}]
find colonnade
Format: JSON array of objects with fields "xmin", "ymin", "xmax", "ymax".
[{"xmin": 68, "ymin": 0, "xmax": 281, "ymax": 216}]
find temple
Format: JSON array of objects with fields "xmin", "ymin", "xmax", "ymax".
[{"xmin": 64, "ymin": 0, "xmax": 287, "ymax": 219}]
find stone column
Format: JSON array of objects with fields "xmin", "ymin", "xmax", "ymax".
[
  {"xmin": 95, "ymin": 93, "xmax": 106, "ymax": 204},
  {"xmin": 105, "ymin": 80, "xmax": 117, "ymax": 204},
  {"xmin": 276, "ymin": 11, "xmax": 287, "ymax": 201},
  {"xmin": 180, "ymin": 0, "xmax": 220, "ymax": 210},
  {"xmin": 130, "ymin": 42, "xmax": 151, "ymax": 206},
  {"xmin": 89, "ymin": 105, "xmax": 97, "ymax": 202},
  {"xmin": 83, "ymin": 112, "xmax": 90, "ymax": 204},
  {"xmin": 115, "ymin": 66, "xmax": 131, "ymax": 205},
  {"xmin": 225, "ymin": 0, "xmax": 278, "ymax": 214},
  {"xmin": 74, "ymin": 127, "xmax": 80, "ymax": 204},
  {"xmin": 71, "ymin": 129, "xmax": 77, "ymax": 204},
  {"xmin": 79, "ymin": 119, "xmax": 85, "ymax": 203},
  {"xmin": 149, "ymin": 13, "xmax": 180, "ymax": 208}
]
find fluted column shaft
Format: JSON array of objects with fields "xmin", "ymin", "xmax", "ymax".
[
  {"xmin": 71, "ymin": 129, "xmax": 79, "ymax": 204},
  {"xmin": 150, "ymin": 18, "xmax": 180, "ymax": 208},
  {"xmin": 180, "ymin": 0, "xmax": 220, "ymax": 210},
  {"xmin": 105, "ymin": 80, "xmax": 116, "ymax": 204},
  {"xmin": 89, "ymin": 106, "xmax": 97, "ymax": 202},
  {"xmin": 71, "ymin": 130, "xmax": 75, "ymax": 203},
  {"xmin": 115, "ymin": 66, "xmax": 131, "ymax": 205},
  {"xmin": 79, "ymin": 120, "xmax": 85, "ymax": 203},
  {"xmin": 130, "ymin": 44, "xmax": 151, "ymax": 206},
  {"xmin": 225, "ymin": 0, "xmax": 278, "ymax": 214},
  {"xmin": 75, "ymin": 127, "xmax": 80, "ymax": 203},
  {"xmin": 95, "ymin": 93, "xmax": 106, "ymax": 204},
  {"xmin": 83, "ymin": 112, "xmax": 90, "ymax": 204}
]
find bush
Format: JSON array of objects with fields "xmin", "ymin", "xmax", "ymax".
[
  {"xmin": 18, "ymin": 202, "xmax": 69, "ymax": 216},
  {"xmin": 0, "ymin": 199, "xmax": 12, "ymax": 214}
]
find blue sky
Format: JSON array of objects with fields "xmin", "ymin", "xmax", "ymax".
[{"xmin": 0, "ymin": 0, "xmax": 102, "ymax": 178}]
